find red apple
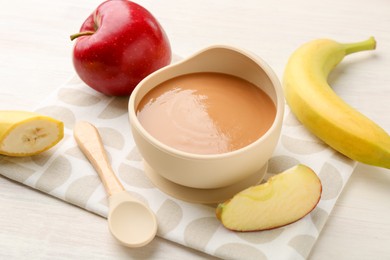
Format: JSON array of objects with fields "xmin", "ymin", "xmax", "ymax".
[{"xmin": 70, "ymin": 0, "xmax": 171, "ymax": 96}]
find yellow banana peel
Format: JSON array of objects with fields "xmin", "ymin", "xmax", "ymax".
[{"xmin": 283, "ymin": 37, "xmax": 390, "ymax": 169}]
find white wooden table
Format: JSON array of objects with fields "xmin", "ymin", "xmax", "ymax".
[{"xmin": 1, "ymin": 0, "xmax": 389, "ymax": 259}]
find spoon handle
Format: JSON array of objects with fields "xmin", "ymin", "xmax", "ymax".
[{"xmin": 73, "ymin": 121, "xmax": 124, "ymax": 196}]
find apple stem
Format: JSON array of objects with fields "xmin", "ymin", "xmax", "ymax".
[{"xmin": 70, "ymin": 31, "xmax": 95, "ymax": 41}]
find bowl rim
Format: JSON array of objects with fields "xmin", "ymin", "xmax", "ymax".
[{"xmin": 128, "ymin": 44, "xmax": 284, "ymax": 160}]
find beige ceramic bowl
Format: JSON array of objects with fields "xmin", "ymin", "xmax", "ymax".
[{"xmin": 128, "ymin": 45, "xmax": 284, "ymax": 189}]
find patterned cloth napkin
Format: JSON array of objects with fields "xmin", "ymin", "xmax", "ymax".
[{"xmin": 0, "ymin": 74, "xmax": 356, "ymax": 259}]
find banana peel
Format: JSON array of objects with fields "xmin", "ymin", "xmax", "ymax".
[{"xmin": 283, "ymin": 37, "xmax": 390, "ymax": 169}]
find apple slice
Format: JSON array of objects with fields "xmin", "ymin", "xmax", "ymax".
[{"xmin": 216, "ymin": 164, "xmax": 322, "ymax": 231}]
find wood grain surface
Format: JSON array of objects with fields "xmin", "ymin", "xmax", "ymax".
[{"xmin": 1, "ymin": 0, "xmax": 389, "ymax": 259}]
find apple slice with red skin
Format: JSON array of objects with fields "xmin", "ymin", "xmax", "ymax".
[{"xmin": 216, "ymin": 164, "xmax": 322, "ymax": 232}]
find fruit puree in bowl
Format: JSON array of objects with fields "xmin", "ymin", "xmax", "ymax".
[
  {"xmin": 129, "ymin": 45, "xmax": 284, "ymax": 190},
  {"xmin": 136, "ymin": 72, "xmax": 276, "ymax": 155}
]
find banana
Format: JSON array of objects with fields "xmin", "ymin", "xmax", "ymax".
[
  {"xmin": 0, "ymin": 110, "xmax": 64, "ymax": 156},
  {"xmin": 283, "ymin": 37, "xmax": 390, "ymax": 169}
]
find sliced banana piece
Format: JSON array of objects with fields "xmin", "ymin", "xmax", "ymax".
[{"xmin": 0, "ymin": 110, "xmax": 64, "ymax": 156}]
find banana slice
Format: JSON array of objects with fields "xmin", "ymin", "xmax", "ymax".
[{"xmin": 0, "ymin": 110, "xmax": 64, "ymax": 156}]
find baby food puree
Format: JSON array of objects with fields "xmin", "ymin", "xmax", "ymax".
[{"xmin": 136, "ymin": 72, "xmax": 276, "ymax": 155}]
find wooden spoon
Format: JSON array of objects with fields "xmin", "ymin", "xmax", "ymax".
[{"xmin": 73, "ymin": 121, "xmax": 157, "ymax": 247}]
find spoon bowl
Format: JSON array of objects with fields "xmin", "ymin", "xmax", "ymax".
[
  {"xmin": 108, "ymin": 191, "xmax": 157, "ymax": 247},
  {"xmin": 73, "ymin": 121, "xmax": 157, "ymax": 248}
]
